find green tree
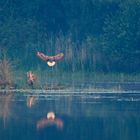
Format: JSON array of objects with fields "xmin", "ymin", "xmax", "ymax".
[{"xmin": 101, "ymin": 0, "xmax": 140, "ymax": 72}]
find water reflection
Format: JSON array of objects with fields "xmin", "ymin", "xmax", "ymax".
[
  {"xmin": 0, "ymin": 92, "xmax": 140, "ymax": 140},
  {"xmin": 0, "ymin": 92, "xmax": 13, "ymax": 128},
  {"xmin": 37, "ymin": 112, "xmax": 64, "ymax": 130},
  {"xmin": 27, "ymin": 95, "xmax": 37, "ymax": 108}
]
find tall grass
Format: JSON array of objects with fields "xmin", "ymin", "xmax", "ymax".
[{"xmin": 0, "ymin": 51, "xmax": 14, "ymax": 88}]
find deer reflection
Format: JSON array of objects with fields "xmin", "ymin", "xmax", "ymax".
[
  {"xmin": 37, "ymin": 112, "xmax": 64, "ymax": 130},
  {"xmin": 26, "ymin": 95, "xmax": 37, "ymax": 108},
  {"xmin": 0, "ymin": 92, "xmax": 13, "ymax": 128}
]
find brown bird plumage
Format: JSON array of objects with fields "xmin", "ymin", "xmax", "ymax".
[
  {"xmin": 37, "ymin": 52, "xmax": 64, "ymax": 62},
  {"xmin": 37, "ymin": 52, "xmax": 64, "ymax": 67}
]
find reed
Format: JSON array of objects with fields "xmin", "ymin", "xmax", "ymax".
[{"xmin": 0, "ymin": 51, "xmax": 13, "ymax": 88}]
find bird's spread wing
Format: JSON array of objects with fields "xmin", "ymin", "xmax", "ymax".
[
  {"xmin": 37, "ymin": 52, "xmax": 49, "ymax": 61},
  {"xmin": 53, "ymin": 53, "xmax": 64, "ymax": 61},
  {"xmin": 37, "ymin": 52, "xmax": 64, "ymax": 62}
]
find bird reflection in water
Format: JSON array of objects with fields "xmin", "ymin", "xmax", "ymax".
[{"xmin": 37, "ymin": 112, "xmax": 64, "ymax": 130}]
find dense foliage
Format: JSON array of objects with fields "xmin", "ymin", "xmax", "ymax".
[{"xmin": 0, "ymin": 0, "xmax": 140, "ymax": 73}]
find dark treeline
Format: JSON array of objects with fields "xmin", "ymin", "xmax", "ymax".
[{"xmin": 0, "ymin": 0, "xmax": 140, "ymax": 73}]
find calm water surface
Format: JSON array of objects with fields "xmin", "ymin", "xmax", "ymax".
[{"xmin": 0, "ymin": 91, "xmax": 140, "ymax": 140}]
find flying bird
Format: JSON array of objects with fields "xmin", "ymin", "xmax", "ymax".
[{"xmin": 37, "ymin": 52, "xmax": 64, "ymax": 67}]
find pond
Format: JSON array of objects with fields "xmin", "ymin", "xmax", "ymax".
[{"xmin": 0, "ymin": 91, "xmax": 140, "ymax": 140}]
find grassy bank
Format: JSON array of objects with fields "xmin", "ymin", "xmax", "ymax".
[
  {"xmin": 0, "ymin": 55, "xmax": 139, "ymax": 89},
  {"xmin": 13, "ymin": 69, "xmax": 140, "ymax": 89}
]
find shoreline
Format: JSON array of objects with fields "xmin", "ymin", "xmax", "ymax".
[{"xmin": 0, "ymin": 88, "xmax": 140, "ymax": 94}]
